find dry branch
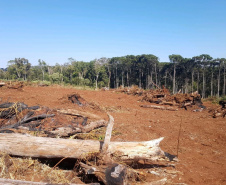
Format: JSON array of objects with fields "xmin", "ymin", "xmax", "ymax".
[
  {"xmin": 58, "ymin": 109, "xmax": 101, "ymax": 120},
  {"xmin": 81, "ymin": 120, "xmax": 107, "ymax": 133},
  {"xmin": 140, "ymin": 105, "xmax": 178, "ymax": 111},
  {"xmin": 0, "ymin": 114, "xmax": 55, "ymax": 130}
]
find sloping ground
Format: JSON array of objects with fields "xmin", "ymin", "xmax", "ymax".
[{"xmin": 0, "ymin": 85, "xmax": 225, "ymax": 184}]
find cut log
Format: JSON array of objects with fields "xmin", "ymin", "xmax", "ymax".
[
  {"xmin": 140, "ymin": 105, "xmax": 178, "ymax": 111},
  {"xmin": 0, "ymin": 82, "xmax": 5, "ymax": 87},
  {"xmin": 0, "ymin": 133, "xmax": 165, "ymax": 161},
  {"xmin": 0, "ymin": 178, "xmax": 99, "ymax": 185},
  {"xmin": 58, "ymin": 109, "xmax": 101, "ymax": 120}
]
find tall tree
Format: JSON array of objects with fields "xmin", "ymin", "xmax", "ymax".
[
  {"xmin": 200, "ymin": 54, "xmax": 212, "ymax": 98},
  {"xmin": 38, "ymin": 59, "xmax": 47, "ymax": 81},
  {"xmin": 169, "ymin": 54, "xmax": 183, "ymax": 94},
  {"xmin": 223, "ymin": 59, "xmax": 226, "ymax": 96},
  {"xmin": 94, "ymin": 58, "xmax": 108, "ymax": 89},
  {"xmin": 7, "ymin": 58, "xmax": 31, "ymax": 80}
]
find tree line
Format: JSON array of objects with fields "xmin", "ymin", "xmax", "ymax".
[{"xmin": 0, "ymin": 54, "xmax": 225, "ymax": 98}]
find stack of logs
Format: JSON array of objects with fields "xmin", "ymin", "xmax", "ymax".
[{"xmin": 0, "ymin": 102, "xmax": 109, "ymax": 137}]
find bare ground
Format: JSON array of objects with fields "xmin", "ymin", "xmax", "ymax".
[{"xmin": 0, "ymin": 85, "xmax": 225, "ymax": 185}]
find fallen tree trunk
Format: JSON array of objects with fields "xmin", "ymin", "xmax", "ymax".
[
  {"xmin": 140, "ymin": 105, "xmax": 178, "ymax": 111},
  {"xmin": 58, "ymin": 109, "xmax": 101, "ymax": 120},
  {"xmin": 0, "ymin": 178, "xmax": 99, "ymax": 185},
  {"xmin": 0, "ymin": 133, "xmax": 165, "ymax": 161}
]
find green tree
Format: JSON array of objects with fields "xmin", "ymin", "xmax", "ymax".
[
  {"xmin": 7, "ymin": 58, "xmax": 31, "ymax": 80},
  {"xmin": 169, "ymin": 54, "xmax": 183, "ymax": 94},
  {"xmin": 38, "ymin": 59, "xmax": 47, "ymax": 81},
  {"xmin": 94, "ymin": 58, "xmax": 108, "ymax": 89}
]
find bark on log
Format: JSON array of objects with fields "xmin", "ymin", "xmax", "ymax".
[
  {"xmin": 101, "ymin": 114, "xmax": 114, "ymax": 154},
  {"xmin": 0, "ymin": 178, "xmax": 99, "ymax": 185},
  {"xmin": 101, "ymin": 114, "xmax": 114, "ymax": 163},
  {"xmin": 0, "ymin": 133, "xmax": 165, "ymax": 161},
  {"xmin": 49, "ymin": 120, "xmax": 107, "ymax": 137},
  {"xmin": 140, "ymin": 105, "xmax": 178, "ymax": 111},
  {"xmin": 0, "ymin": 82, "xmax": 5, "ymax": 87},
  {"xmin": 58, "ymin": 109, "xmax": 101, "ymax": 120}
]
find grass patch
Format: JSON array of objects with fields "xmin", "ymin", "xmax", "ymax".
[{"xmin": 204, "ymin": 96, "xmax": 226, "ymax": 104}]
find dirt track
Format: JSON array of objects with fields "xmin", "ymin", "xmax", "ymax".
[{"xmin": 0, "ymin": 85, "xmax": 226, "ymax": 184}]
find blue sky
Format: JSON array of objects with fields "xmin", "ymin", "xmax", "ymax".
[{"xmin": 0, "ymin": 0, "xmax": 226, "ymax": 68}]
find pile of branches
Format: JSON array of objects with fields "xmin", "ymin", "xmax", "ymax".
[
  {"xmin": 116, "ymin": 85, "xmax": 146, "ymax": 96},
  {"xmin": 0, "ymin": 102, "xmax": 53, "ymax": 133},
  {"xmin": 0, "ymin": 95, "xmax": 178, "ymax": 184},
  {"xmin": 0, "ymin": 101, "xmax": 108, "ymax": 137},
  {"xmin": 210, "ymin": 100, "xmax": 226, "ymax": 118},
  {"xmin": 116, "ymin": 86, "xmax": 204, "ymax": 111}
]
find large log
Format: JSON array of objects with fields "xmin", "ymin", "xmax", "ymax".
[
  {"xmin": 0, "ymin": 178, "xmax": 99, "ymax": 185},
  {"xmin": 0, "ymin": 133, "xmax": 165, "ymax": 161},
  {"xmin": 58, "ymin": 109, "xmax": 101, "ymax": 120}
]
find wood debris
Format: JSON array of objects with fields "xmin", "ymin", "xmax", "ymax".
[{"xmin": 117, "ymin": 86, "xmax": 205, "ymax": 111}]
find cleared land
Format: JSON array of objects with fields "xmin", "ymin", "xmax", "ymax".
[{"xmin": 0, "ymin": 85, "xmax": 225, "ymax": 184}]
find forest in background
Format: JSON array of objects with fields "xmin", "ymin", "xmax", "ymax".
[{"xmin": 0, "ymin": 54, "xmax": 225, "ymax": 98}]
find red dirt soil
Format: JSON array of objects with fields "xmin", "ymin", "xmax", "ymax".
[{"xmin": 0, "ymin": 85, "xmax": 226, "ymax": 185}]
